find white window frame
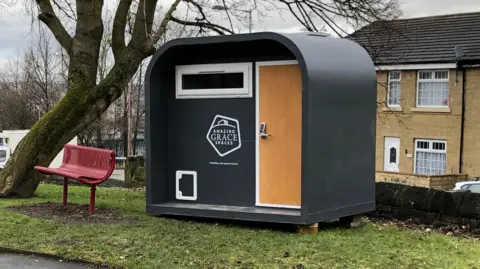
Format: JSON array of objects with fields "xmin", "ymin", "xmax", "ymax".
[
  {"xmin": 387, "ymin": 71, "xmax": 401, "ymax": 107},
  {"xmin": 413, "ymin": 139, "xmax": 447, "ymax": 175},
  {"xmin": 175, "ymin": 170, "xmax": 197, "ymax": 201},
  {"xmin": 416, "ymin": 70, "xmax": 450, "ymax": 108},
  {"xmin": 175, "ymin": 62, "xmax": 252, "ymax": 99}
]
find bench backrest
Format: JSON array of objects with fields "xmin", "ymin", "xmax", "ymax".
[{"xmin": 61, "ymin": 144, "xmax": 116, "ymax": 180}]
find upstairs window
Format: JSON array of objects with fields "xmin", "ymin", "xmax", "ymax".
[
  {"xmin": 175, "ymin": 63, "xmax": 252, "ymax": 99},
  {"xmin": 387, "ymin": 71, "xmax": 401, "ymax": 106},
  {"xmin": 417, "ymin": 70, "xmax": 449, "ymax": 107}
]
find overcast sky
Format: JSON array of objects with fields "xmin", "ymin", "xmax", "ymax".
[{"xmin": 0, "ymin": 0, "xmax": 479, "ymax": 70}]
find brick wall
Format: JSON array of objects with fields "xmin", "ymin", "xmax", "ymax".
[
  {"xmin": 375, "ymin": 69, "xmax": 464, "ymax": 175},
  {"xmin": 372, "ymin": 182, "xmax": 480, "ymax": 228},
  {"xmin": 376, "ymin": 171, "xmax": 467, "ymax": 190},
  {"xmin": 461, "ymin": 67, "xmax": 480, "ymax": 178}
]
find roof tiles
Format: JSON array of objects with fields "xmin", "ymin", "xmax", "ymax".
[{"xmin": 347, "ymin": 12, "xmax": 480, "ymax": 65}]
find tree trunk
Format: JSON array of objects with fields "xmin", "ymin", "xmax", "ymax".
[
  {"xmin": 123, "ymin": 90, "xmax": 128, "ymax": 157},
  {"xmin": 0, "ymin": 48, "xmax": 146, "ymax": 197},
  {"xmin": 0, "ymin": 88, "xmax": 93, "ymax": 196},
  {"xmin": 96, "ymin": 117, "xmax": 103, "ymax": 147}
]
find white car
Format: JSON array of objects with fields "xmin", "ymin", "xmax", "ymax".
[{"xmin": 453, "ymin": 181, "xmax": 480, "ymax": 193}]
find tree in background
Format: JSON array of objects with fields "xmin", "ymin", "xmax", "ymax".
[
  {"xmin": 0, "ymin": 0, "xmax": 400, "ymax": 197},
  {"xmin": 0, "ymin": 24, "xmax": 64, "ymax": 130}
]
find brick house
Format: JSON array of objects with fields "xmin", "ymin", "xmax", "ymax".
[{"xmin": 348, "ymin": 12, "xmax": 480, "ymax": 188}]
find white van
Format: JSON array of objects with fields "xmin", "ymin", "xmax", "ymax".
[{"xmin": 0, "ymin": 130, "xmax": 77, "ymax": 169}]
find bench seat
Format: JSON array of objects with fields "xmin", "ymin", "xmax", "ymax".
[{"xmin": 35, "ymin": 144, "xmax": 116, "ymax": 214}]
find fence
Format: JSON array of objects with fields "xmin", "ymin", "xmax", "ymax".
[{"xmin": 104, "ymin": 139, "xmax": 145, "ymax": 158}]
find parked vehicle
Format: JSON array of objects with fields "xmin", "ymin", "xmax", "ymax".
[
  {"xmin": 453, "ymin": 181, "xmax": 480, "ymax": 194},
  {"xmin": 0, "ymin": 130, "xmax": 77, "ymax": 169},
  {"xmin": 0, "ymin": 146, "xmax": 9, "ymax": 169}
]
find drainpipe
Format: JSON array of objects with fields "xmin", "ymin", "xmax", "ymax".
[{"xmin": 455, "ymin": 45, "xmax": 465, "ymax": 174}]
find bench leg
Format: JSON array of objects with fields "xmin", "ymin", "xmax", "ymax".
[
  {"xmin": 62, "ymin": 177, "xmax": 68, "ymax": 206},
  {"xmin": 89, "ymin": 185, "xmax": 96, "ymax": 215}
]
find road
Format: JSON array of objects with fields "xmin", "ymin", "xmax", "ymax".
[{"xmin": 0, "ymin": 253, "xmax": 91, "ymax": 269}]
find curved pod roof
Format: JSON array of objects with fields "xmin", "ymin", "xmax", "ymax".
[{"xmin": 145, "ymin": 31, "xmax": 376, "ymax": 96}]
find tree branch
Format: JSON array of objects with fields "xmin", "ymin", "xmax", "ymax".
[
  {"xmin": 130, "ymin": 0, "xmax": 158, "ymax": 50},
  {"xmin": 276, "ymin": 0, "xmax": 400, "ymax": 36},
  {"xmin": 220, "ymin": 0, "xmax": 235, "ymax": 33},
  {"xmin": 51, "ymin": 0, "xmax": 76, "ymax": 21},
  {"xmin": 112, "ymin": 0, "xmax": 133, "ymax": 60},
  {"xmin": 146, "ymin": 0, "xmax": 181, "ymax": 49},
  {"xmin": 36, "ymin": 0, "xmax": 73, "ymax": 52},
  {"xmin": 171, "ymin": 16, "xmax": 233, "ymax": 35}
]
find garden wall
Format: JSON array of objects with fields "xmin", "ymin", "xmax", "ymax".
[
  {"xmin": 375, "ymin": 172, "xmax": 467, "ymax": 190},
  {"xmin": 371, "ymin": 182, "xmax": 480, "ymax": 227}
]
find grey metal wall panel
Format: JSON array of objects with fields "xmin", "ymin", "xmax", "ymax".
[
  {"xmin": 167, "ymin": 98, "xmax": 256, "ymax": 206},
  {"xmin": 287, "ymin": 35, "xmax": 377, "ymax": 220},
  {"xmin": 145, "ymin": 63, "xmax": 170, "ymax": 205}
]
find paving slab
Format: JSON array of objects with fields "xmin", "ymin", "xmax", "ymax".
[
  {"xmin": 0, "ymin": 253, "xmax": 92, "ymax": 269},
  {"xmin": 110, "ymin": 169, "xmax": 125, "ymax": 181}
]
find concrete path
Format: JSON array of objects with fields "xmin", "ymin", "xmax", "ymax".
[
  {"xmin": 110, "ymin": 169, "xmax": 125, "ymax": 181},
  {"xmin": 0, "ymin": 253, "xmax": 92, "ymax": 269}
]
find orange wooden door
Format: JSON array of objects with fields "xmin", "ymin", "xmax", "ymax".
[{"xmin": 258, "ymin": 63, "xmax": 302, "ymax": 208}]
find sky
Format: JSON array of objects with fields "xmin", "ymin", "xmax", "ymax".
[{"xmin": 0, "ymin": 0, "xmax": 479, "ymax": 70}]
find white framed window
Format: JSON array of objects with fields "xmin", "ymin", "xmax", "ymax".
[
  {"xmin": 414, "ymin": 139, "xmax": 446, "ymax": 175},
  {"xmin": 175, "ymin": 62, "xmax": 252, "ymax": 99},
  {"xmin": 387, "ymin": 71, "xmax": 401, "ymax": 106},
  {"xmin": 417, "ymin": 70, "xmax": 449, "ymax": 107}
]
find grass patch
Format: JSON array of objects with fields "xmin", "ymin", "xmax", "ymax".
[{"xmin": 1, "ymin": 184, "xmax": 480, "ymax": 269}]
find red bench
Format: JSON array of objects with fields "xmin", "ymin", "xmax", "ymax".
[{"xmin": 34, "ymin": 144, "xmax": 116, "ymax": 215}]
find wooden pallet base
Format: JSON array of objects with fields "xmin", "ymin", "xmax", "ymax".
[
  {"xmin": 297, "ymin": 215, "xmax": 364, "ymax": 233},
  {"xmin": 296, "ymin": 223, "xmax": 318, "ymax": 234}
]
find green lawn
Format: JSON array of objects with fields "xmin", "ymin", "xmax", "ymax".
[{"xmin": 0, "ymin": 184, "xmax": 479, "ymax": 269}]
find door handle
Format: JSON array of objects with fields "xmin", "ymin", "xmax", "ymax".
[{"xmin": 259, "ymin": 122, "xmax": 271, "ymax": 138}]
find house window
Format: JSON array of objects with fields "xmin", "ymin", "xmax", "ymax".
[
  {"xmin": 414, "ymin": 139, "xmax": 446, "ymax": 175},
  {"xmin": 417, "ymin": 70, "xmax": 449, "ymax": 107},
  {"xmin": 175, "ymin": 62, "xmax": 252, "ymax": 99},
  {"xmin": 387, "ymin": 71, "xmax": 401, "ymax": 106}
]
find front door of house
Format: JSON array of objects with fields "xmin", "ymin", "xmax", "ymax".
[
  {"xmin": 384, "ymin": 137, "xmax": 400, "ymax": 172},
  {"xmin": 256, "ymin": 61, "xmax": 302, "ymax": 209}
]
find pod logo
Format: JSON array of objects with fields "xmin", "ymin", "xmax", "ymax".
[{"xmin": 206, "ymin": 115, "xmax": 241, "ymax": 157}]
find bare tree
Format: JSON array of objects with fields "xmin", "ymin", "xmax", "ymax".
[
  {"xmin": 0, "ymin": 0, "xmax": 400, "ymax": 197},
  {"xmin": 0, "ymin": 58, "xmax": 38, "ymax": 130},
  {"xmin": 0, "ymin": 26, "xmax": 63, "ymax": 131},
  {"xmin": 0, "ymin": 0, "xmax": 13, "ymax": 10},
  {"xmin": 346, "ymin": 18, "xmax": 411, "ymax": 127},
  {"xmin": 278, "ymin": 0, "xmax": 401, "ymax": 36},
  {"xmin": 23, "ymin": 24, "xmax": 63, "ymax": 115},
  {"xmin": 132, "ymin": 63, "xmax": 146, "ymax": 155}
]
